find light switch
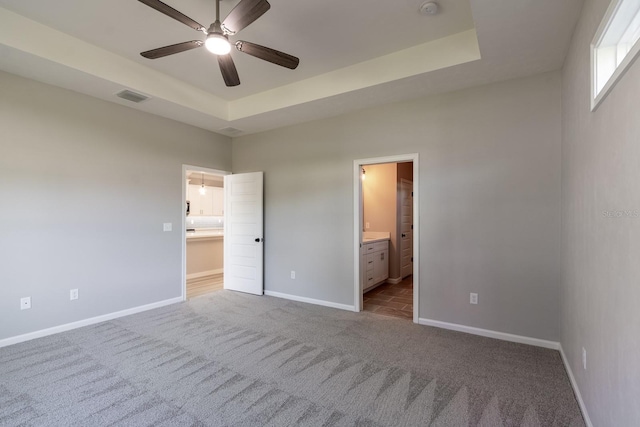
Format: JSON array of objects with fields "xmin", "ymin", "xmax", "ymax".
[{"xmin": 163, "ymin": 223, "xmax": 172, "ymax": 232}]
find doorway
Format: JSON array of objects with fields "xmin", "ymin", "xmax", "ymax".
[
  {"xmin": 182, "ymin": 165, "xmax": 229, "ymax": 300},
  {"xmin": 353, "ymin": 154, "xmax": 419, "ymax": 323}
]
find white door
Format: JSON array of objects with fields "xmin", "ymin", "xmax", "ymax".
[
  {"xmin": 400, "ymin": 179, "xmax": 413, "ymax": 278},
  {"xmin": 224, "ymin": 172, "xmax": 264, "ymax": 295}
]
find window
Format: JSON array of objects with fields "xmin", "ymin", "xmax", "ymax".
[{"xmin": 591, "ymin": 0, "xmax": 640, "ymax": 110}]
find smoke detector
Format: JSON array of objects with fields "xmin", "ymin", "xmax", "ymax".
[{"xmin": 419, "ymin": 1, "xmax": 439, "ymax": 15}]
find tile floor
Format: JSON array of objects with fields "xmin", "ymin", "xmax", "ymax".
[{"xmin": 363, "ymin": 276, "xmax": 413, "ymax": 320}]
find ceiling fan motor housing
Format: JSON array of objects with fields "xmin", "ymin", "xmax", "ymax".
[{"xmin": 208, "ymin": 21, "xmax": 224, "ymax": 36}]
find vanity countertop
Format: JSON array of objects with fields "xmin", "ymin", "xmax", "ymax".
[
  {"xmin": 362, "ymin": 231, "xmax": 391, "ymax": 244},
  {"xmin": 362, "ymin": 237, "xmax": 390, "ymax": 244}
]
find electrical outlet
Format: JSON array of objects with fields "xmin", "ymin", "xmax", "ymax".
[
  {"xmin": 70, "ymin": 289, "xmax": 79, "ymax": 301},
  {"xmin": 470, "ymin": 293, "xmax": 478, "ymax": 304},
  {"xmin": 20, "ymin": 297, "xmax": 31, "ymax": 310},
  {"xmin": 365, "ymin": 222, "xmax": 370, "ymax": 229},
  {"xmin": 582, "ymin": 347, "xmax": 587, "ymax": 370},
  {"xmin": 290, "ymin": 270, "xmax": 296, "ymax": 279},
  {"xmin": 163, "ymin": 223, "xmax": 172, "ymax": 232}
]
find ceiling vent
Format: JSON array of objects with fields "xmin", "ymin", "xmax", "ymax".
[
  {"xmin": 116, "ymin": 89, "xmax": 150, "ymax": 103},
  {"xmin": 219, "ymin": 127, "xmax": 243, "ymax": 135}
]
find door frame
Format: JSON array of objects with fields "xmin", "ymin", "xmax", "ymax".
[
  {"xmin": 353, "ymin": 154, "xmax": 419, "ymax": 323},
  {"xmin": 181, "ymin": 164, "xmax": 231, "ymax": 301}
]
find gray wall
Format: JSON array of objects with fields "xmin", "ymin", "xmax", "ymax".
[
  {"xmin": 0, "ymin": 71, "xmax": 231, "ymax": 341},
  {"xmin": 233, "ymin": 71, "xmax": 562, "ymax": 341},
  {"xmin": 560, "ymin": 0, "xmax": 640, "ymax": 425}
]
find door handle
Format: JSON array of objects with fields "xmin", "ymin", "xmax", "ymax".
[
  {"xmin": 402, "ymin": 233, "xmax": 406, "ymax": 237},
  {"xmin": 255, "ymin": 238, "xmax": 263, "ymax": 242}
]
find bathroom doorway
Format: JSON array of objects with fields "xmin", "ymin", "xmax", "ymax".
[{"xmin": 353, "ymin": 154, "xmax": 419, "ymax": 322}]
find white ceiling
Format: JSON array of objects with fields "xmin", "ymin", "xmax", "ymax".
[{"xmin": 0, "ymin": 0, "xmax": 584, "ymax": 136}]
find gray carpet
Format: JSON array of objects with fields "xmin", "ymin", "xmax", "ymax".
[{"xmin": 0, "ymin": 290, "xmax": 585, "ymax": 426}]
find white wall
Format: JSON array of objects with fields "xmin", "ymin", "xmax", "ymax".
[
  {"xmin": 0, "ymin": 71, "xmax": 231, "ymax": 341},
  {"xmin": 233, "ymin": 71, "xmax": 562, "ymax": 341},
  {"xmin": 560, "ymin": 0, "xmax": 640, "ymax": 425}
]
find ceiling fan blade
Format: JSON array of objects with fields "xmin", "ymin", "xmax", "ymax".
[
  {"xmin": 235, "ymin": 41, "xmax": 299, "ymax": 69},
  {"xmin": 222, "ymin": 0, "xmax": 270, "ymax": 34},
  {"xmin": 141, "ymin": 41, "xmax": 203, "ymax": 59},
  {"xmin": 138, "ymin": 0, "xmax": 205, "ymax": 32},
  {"xmin": 217, "ymin": 55, "xmax": 241, "ymax": 87}
]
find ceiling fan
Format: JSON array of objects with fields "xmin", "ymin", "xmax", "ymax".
[{"xmin": 137, "ymin": 0, "xmax": 300, "ymax": 87}]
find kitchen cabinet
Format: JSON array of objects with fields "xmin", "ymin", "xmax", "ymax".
[
  {"xmin": 189, "ymin": 185, "xmax": 224, "ymax": 216},
  {"xmin": 362, "ymin": 240, "xmax": 389, "ymax": 291},
  {"xmin": 188, "ymin": 184, "xmax": 214, "ymax": 216},
  {"xmin": 211, "ymin": 187, "xmax": 224, "ymax": 216}
]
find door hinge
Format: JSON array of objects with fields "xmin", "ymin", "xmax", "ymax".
[
  {"xmin": 411, "ymin": 257, "xmax": 413, "ymax": 262},
  {"xmin": 411, "ymin": 224, "xmax": 413, "ymax": 230},
  {"xmin": 411, "ymin": 191, "xmax": 413, "ymax": 197}
]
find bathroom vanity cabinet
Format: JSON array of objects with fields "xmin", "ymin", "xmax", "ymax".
[{"xmin": 362, "ymin": 239, "xmax": 389, "ymax": 291}]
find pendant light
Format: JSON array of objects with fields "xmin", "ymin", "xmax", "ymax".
[{"xmin": 199, "ymin": 172, "xmax": 207, "ymax": 195}]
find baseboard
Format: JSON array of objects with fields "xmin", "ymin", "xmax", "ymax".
[
  {"xmin": 386, "ymin": 276, "xmax": 402, "ymax": 285},
  {"xmin": 418, "ymin": 317, "xmax": 560, "ymax": 350},
  {"xmin": 265, "ymin": 290, "xmax": 355, "ymax": 312},
  {"xmin": 187, "ymin": 269, "xmax": 223, "ymax": 280},
  {"xmin": 559, "ymin": 345, "xmax": 593, "ymax": 427},
  {"xmin": 0, "ymin": 297, "xmax": 183, "ymax": 349}
]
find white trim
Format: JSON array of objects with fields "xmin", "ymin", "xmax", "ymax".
[
  {"xmin": 354, "ymin": 163, "xmax": 364, "ymax": 312},
  {"xmin": 418, "ymin": 317, "xmax": 560, "ymax": 350},
  {"xmin": 182, "ymin": 164, "xmax": 231, "ymax": 303},
  {"xmin": 353, "ymin": 154, "xmax": 420, "ymax": 324},
  {"xmin": 186, "ymin": 269, "xmax": 224, "ymax": 280},
  {"xmin": 559, "ymin": 345, "xmax": 594, "ymax": 427},
  {"xmin": 386, "ymin": 277, "xmax": 403, "ymax": 285},
  {"xmin": 0, "ymin": 297, "xmax": 183, "ymax": 349},
  {"xmin": 591, "ymin": 0, "xmax": 640, "ymax": 111},
  {"xmin": 265, "ymin": 290, "xmax": 355, "ymax": 312}
]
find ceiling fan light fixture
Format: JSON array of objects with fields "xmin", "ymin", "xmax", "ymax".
[
  {"xmin": 199, "ymin": 172, "xmax": 207, "ymax": 195},
  {"xmin": 205, "ymin": 33, "xmax": 231, "ymax": 55}
]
